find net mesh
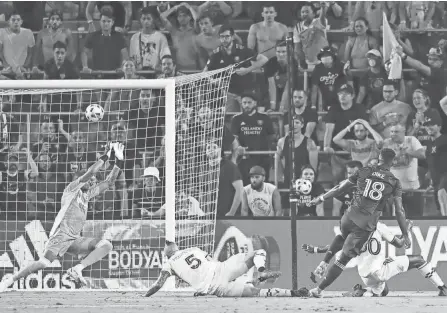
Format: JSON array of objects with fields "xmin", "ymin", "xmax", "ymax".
[{"xmin": 0, "ymin": 67, "xmax": 234, "ymax": 290}]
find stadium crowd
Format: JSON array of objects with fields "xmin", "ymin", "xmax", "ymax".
[{"xmin": 1, "ymin": 1, "xmax": 447, "ymax": 220}]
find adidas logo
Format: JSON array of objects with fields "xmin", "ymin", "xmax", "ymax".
[{"xmin": 0, "ymin": 220, "xmax": 75, "ymax": 290}]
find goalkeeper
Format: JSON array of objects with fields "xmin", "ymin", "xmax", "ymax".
[{"xmin": 0, "ymin": 142, "xmax": 125, "ymax": 291}]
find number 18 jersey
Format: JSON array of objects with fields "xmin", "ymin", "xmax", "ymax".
[
  {"xmin": 347, "ymin": 165, "xmax": 402, "ymax": 231},
  {"xmin": 163, "ymin": 247, "xmax": 217, "ymax": 293}
]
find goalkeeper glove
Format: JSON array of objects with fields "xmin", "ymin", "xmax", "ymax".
[{"xmin": 99, "ymin": 142, "xmax": 115, "ymax": 163}]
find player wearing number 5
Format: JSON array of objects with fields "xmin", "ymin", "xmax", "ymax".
[
  {"xmin": 0, "ymin": 142, "xmax": 126, "ymax": 292},
  {"xmin": 307, "ymin": 148, "xmax": 411, "ymax": 298},
  {"xmin": 144, "ymin": 242, "xmax": 310, "ymax": 298}
]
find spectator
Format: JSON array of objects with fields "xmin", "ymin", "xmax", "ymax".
[
  {"xmin": 205, "ymin": 25, "xmax": 268, "ymax": 113},
  {"xmin": 11, "ymin": 1, "xmax": 45, "ymax": 32},
  {"xmin": 161, "ymin": 3, "xmax": 201, "ymax": 71},
  {"xmin": 121, "ymin": 59, "xmax": 143, "ymax": 79},
  {"xmin": 293, "ymin": 165, "xmax": 325, "ymax": 216},
  {"xmin": 395, "ymin": 46, "xmax": 447, "ymax": 132},
  {"xmin": 344, "ymin": 17, "xmax": 379, "ymax": 72},
  {"xmin": 284, "ymin": 90, "xmax": 318, "ymax": 143},
  {"xmin": 157, "ymin": 55, "xmax": 184, "ymax": 78},
  {"xmin": 231, "ymin": 92, "xmax": 275, "ymax": 186},
  {"xmin": 26, "ymin": 153, "xmax": 64, "ymax": 220},
  {"xmin": 82, "ymin": 8, "xmax": 128, "ymax": 73},
  {"xmin": 276, "ymin": 115, "xmax": 319, "ymax": 186},
  {"xmin": 323, "ymin": 84, "xmax": 368, "ymax": 183},
  {"xmin": 317, "ymin": 2, "xmax": 343, "ymax": 30},
  {"xmin": 356, "ymin": 49, "xmax": 388, "ymax": 109},
  {"xmin": 349, "ymin": 1, "xmax": 390, "ymax": 31},
  {"xmin": 383, "ymin": 124, "xmax": 426, "ymax": 217},
  {"xmin": 0, "ymin": 11, "xmax": 35, "ymax": 79},
  {"xmin": 124, "ymin": 89, "xmax": 165, "ymax": 152},
  {"xmin": 332, "ymin": 160, "xmax": 363, "ymax": 216},
  {"xmin": 32, "ymin": 120, "xmax": 67, "ymax": 167},
  {"xmin": 86, "ymin": 1, "xmax": 133, "ymax": 32},
  {"xmin": 195, "ymin": 12, "xmax": 243, "ymax": 69},
  {"xmin": 204, "ymin": 140, "xmax": 243, "ymax": 217},
  {"xmin": 332, "ymin": 119, "xmax": 382, "ymax": 166},
  {"xmin": 62, "ymin": 130, "xmax": 97, "ymax": 182},
  {"xmin": 311, "ymin": 46, "xmax": 347, "ymax": 110},
  {"xmin": 293, "ymin": 2, "xmax": 328, "ymax": 69},
  {"xmin": 153, "ymin": 191, "xmax": 204, "ymax": 218},
  {"xmin": 197, "ymin": 1, "xmax": 243, "ymax": 25},
  {"xmin": 426, "ymin": 102, "xmax": 447, "ymax": 216},
  {"xmin": 34, "ymin": 10, "xmax": 75, "ymax": 69},
  {"xmin": 241, "ymin": 165, "xmax": 282, "ymax": 216},
  {"xmin": 0, "ymin": 149, "xmax": 38, "ymax": 219},
  {"xmin": 43, "ymin": 41, "xmax": 79, "ymax": 80},
  {"xmin": 389, "ymin": 24, "xmax": 414, "ymax": 57},
  {"xmin": 369, "ymin": 81, "xmax": 413, "ymax": 139},
  {"xmin": 129, "ymin": 6, "xmax": 170, "ymax": 71},
  {"xmin": 130, "ymin": 167, "xmax": 164, "ymax": 219},
  {"xmin": 403, "ymin": 1, "xmax": 436, "ymax": 30},
  {"xmin": 247, "ymin": 3, "xmax": 288, "ymax": 59},
  {"xmin": 264, "ymin": 42, "xmax": 299, "ymax": 112}
]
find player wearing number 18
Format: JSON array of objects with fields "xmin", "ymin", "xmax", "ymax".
[
  {"xmin": 144, "ymin": 242, "xmax": 310, "ymax": 298},
  {"xmin": 307, "ymin": 148, "xmax": 411, "ymax": 298}
]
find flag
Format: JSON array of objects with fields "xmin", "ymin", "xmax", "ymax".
[{"xmin": 382, "ymin": 12, "xmax": 402, "ymax": 80}]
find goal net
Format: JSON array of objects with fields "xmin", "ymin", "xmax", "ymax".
[{"xmin": 0, "ymin": 67, "xmax": 234, "ymax": 291}]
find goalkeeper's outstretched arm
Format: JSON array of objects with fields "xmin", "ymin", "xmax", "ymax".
[
  {"xmin": 144, "ymin": 271, "xmax": 171, "ymax": 297},
  {"xmin": 78, "ymin": 142, "xmax": 115, "ymax": 184}
]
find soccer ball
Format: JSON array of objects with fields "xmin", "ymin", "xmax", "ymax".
[
  {"xmin": 295, "ymin": 179, "xmax": 312, "ymax": 195},
  {"xmin": 85, "ymin": 104, "xmax": 104, "ymax": 122}
]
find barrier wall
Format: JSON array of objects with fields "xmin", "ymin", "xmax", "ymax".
[{"xmin": 1, "ymin": 219, "xmax": 446, "ymax": 291}]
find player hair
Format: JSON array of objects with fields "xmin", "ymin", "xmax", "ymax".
[
  {"xmin": 219, "ymin": 24, "xmax": 234, "ymax": 35},
  {"xmin": 380, "ymin": 148, "xmax": 396, "ymax": 164},
  {"xmin": 7, "ymin": 10, "xmax": 21, "ymax": 21},
  {"xmin": 346, "ymin": 160, "xmax": 363, "ymax": 169},
  {"xmin": 53, "ymin": 41, "xmax": 67, "ymax": 51},
  {"xmin": 100, "ymin": 7, "xmax": 115, "ymax": 20}
]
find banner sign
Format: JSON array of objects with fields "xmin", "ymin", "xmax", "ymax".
[{"xmin": 1, "ymin": 219, "xmax": 446, "ymax": 291}]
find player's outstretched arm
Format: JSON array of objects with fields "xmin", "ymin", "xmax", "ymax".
[
  {"xmin": 91, "ymin": 143, "xmax": 125, "ymax": 196},
  {"xmin": 311, "ymin": 180, "xmax": 354, "ymax": 205},
  {"xmin": 144, "ymin": 270, "xmax": 171, "ymax": 297},
  {"xmin": 80, "ymin": 142, "xmax": 115, "ymax": 183},
  {"xmin": 302, "ymin": 244, "xmax": 329, "ymax": 254}
]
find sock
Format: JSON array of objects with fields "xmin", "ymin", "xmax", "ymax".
[
  {"xmin": 259, "ymin": 288, "xmax": 292, "ymax": 297},
  {"xmin": 323, "ymin": 235, "xmax": 345, "ymax": 264},
  {"xmin": 80, "ymin": 241, "xmax": 112, "ymax": 268},
  {"xmin": 418, "ymin": 262, "xmax": 445, "ymax": 287},
  {"xmin": 253, "ymin": 249, "xmax": 266, "ymax": 272},
  {"xmin": 319, "ymin": 259, "xmax": 346, "ymax": 290},
  {"xmin": 12, "ymin": 260, "xmax": 47, "ymax": 283}
]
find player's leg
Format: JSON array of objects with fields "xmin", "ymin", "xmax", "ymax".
[
  {"xmin": 66, "ymin": 237, "xmax": 113, "ymax": 286},
  {"xmin": 311, "ymin": 223, "xmax": 371, "ymax": 298},
  {"xmin": 407, "ymin": 255, "xmax": 447, "ymax": 295},
  {"xmin": 219, "ymin": 249, "xmax": 268, "ymax": 283},
  {"xmin": 216, "ymin": 280, "xmax": 309, "ymax": 298}
]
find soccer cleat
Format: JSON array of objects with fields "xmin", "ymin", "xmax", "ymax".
[
  {"xmin": 439, "ymin": 286, "xmax": 447, "ymax": 296},
  {"xmin": 309, "ymin": 287, "xmax": 322, "ymax": 298},
  {"xmin": 67, "ymin": 267, "xmax": 87, "ymax": 287},
  {"xmin": 258, "ymin": 270, "xmax": 282, "ymax": 283},
  {"xmin": 0, "ymin": 276, "xmax": 14, "ymax": 293},
  {"xmin": 292, "ymin": 287, "xmax": 310, "ymax": 297},
  {"xmin": 314, "ymin": 261, "xmax": 328, "ymax": 279}
]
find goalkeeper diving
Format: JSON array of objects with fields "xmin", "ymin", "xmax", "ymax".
[
  {"xmin": 0, "ymin": 142, "xmax": 125, "ymax": 291},
  {"xmin": 302, "ymin": 221, "xmax": 447, "ymax": 297},
  {"xmin": 144, "ymin": 242, "xmax": 310, "ymax": 298}
]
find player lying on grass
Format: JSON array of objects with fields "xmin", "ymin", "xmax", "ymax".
[
  {"xmin": 302, "ymin": 221, "xmax": 447, "ymax": 297},
  {"xmin": 0, "ymin": 142, "xmax": 125, "ymax": 292},
  {"xmin": 307, "ymin": 148, "xmax": 411, "ymax": 298},
  {"xmin": 144, "ymin": 241, "xmax": 310, "ymax": 298}
]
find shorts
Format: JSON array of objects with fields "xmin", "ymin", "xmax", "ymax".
[
  {"xmin": 45, "ymin": 229, "xmax": 96, "ymax": 258},
  {"xmin": 436, "ymin": 173, "xmax": 447, "ymax": 191},
  {"xmin": 211, "ymin": 253, "xmax": 249, "ymax": 297},
  {"xmin": 340, "ymin": 214, "xmax": 373, "ymax": 258},
  {"xmin": 361, "ymin": 255, "xmax": 409, "ymax": 295}
]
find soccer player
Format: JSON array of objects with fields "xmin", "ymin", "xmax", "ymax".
[
  {"xmin": 307, "ymin": 148, "xmax": 411, "ymax": 298},
  {"xmin": 144, "ymin": 241, "xmax": 310, "ymax": 298},
  {"xmin": 302, "ymin": 221, "xmax": 447, "ymax": 297},
  {"xmin": 0, "ymin": 142, "xmax": 125, "ymax": 292}
]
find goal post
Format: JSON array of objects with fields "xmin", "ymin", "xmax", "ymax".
[{"xmin": 0, "ymin": 67, "xmax": 234, "ymax": 291}]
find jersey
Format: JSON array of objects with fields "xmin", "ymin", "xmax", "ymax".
[
  {"xmin": 162, "ymin": 247, "xmax": 217, "ymax": 293},
  {"xmin": 356, "ymin": 222, "xmax": 396, "ymax": 277},
  {"xmin": 347, "ymin": 165, "xmax": 402, "ymax": 231},
  {"xmin": 244, "ymin": 183, "xmax": 276, "ymax": 216},
  {"xmin": 50, "ymin": 178, "xmax": 100, "ymax": 237}
]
